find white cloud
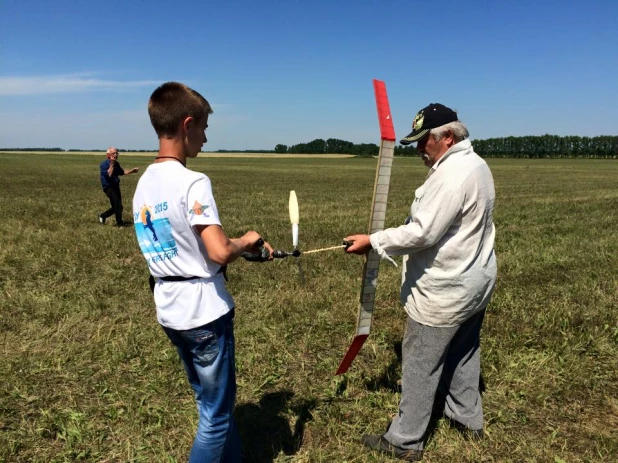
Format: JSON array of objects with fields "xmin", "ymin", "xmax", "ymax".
[{"xmin": 0, "ymin": 73, "xmax": 160, "ymax": 96}]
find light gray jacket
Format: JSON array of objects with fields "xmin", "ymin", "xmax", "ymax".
[{"xmin": 370, "ymin": 139, "xmax": 497, "ymax": 327}]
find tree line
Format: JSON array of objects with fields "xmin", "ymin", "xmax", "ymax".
[
  {"xmin": 275, "ymin": 138, "xmax": 417, "ymax": 157},
  {"xmin": 274, "ymin": 135, "xmax": 618, "ymax": 158},
  {"xmin": 473, "ymin": 135, "xmax": 618, "ymax": 158},
  {"xmin": 2, "ymin": 135, "xmax": 617, "ymax": 158},
  {"xmin": 275, "ymin": 138, "xmax": 377, "ymax": 156}
]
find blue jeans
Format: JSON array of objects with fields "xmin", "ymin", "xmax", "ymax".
[{"xmin": 162, "ymin": 310, "xmax": 241, "ymax": 463}]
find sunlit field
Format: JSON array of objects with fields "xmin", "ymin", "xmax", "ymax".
[{"xmin": 1, "ymin": 152, "xmax": 617, "ymax": 462}]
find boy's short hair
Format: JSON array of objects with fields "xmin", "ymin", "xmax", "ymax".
[{"xmin": 148, "ymin": 82, "xmax": 213, "ymax": 138}]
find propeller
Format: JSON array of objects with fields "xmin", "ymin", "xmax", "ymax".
[{"xmin": 289, "ymin": 190, "xmax": 305, "ymax": 284}]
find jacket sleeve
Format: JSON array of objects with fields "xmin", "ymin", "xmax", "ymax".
[{"xmin": 370, "ymin": 177, "xmax": 464, "ymax": 257}]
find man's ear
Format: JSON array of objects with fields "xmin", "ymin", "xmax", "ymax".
[{"xmin": 445, "ymin": 130, "xmax": 455, "ymax": 146}]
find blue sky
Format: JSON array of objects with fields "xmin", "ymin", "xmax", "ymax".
[{"xmin": 1, "ymin": 0, "xmax": 616, "ymax": 151}]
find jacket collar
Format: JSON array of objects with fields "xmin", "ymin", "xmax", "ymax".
[{"xmin": 428, "ymin": 139, "xmax": 472, "ymax": 174}]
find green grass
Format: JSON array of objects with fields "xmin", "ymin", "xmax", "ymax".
[{"xmin": 1, "ymin": 152, "xmax": 617, "ymax": 462}]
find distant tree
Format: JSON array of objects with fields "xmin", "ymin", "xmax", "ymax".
[
  {"xmin": 395, "ymin": 145, "xmax": 418, "ymax": 157},
  {"xmin": 274, "ymin": 144, "xmax": 288, "ymax": 154},
  {"xmin": 326, "ymin": 138, "xmax": 355, "ymax": 154},
  {"xmin": 306, "ymin": 139, "xmax": 327, "ymax": 154},
  {"xmin": 353, "ymin": 143, "xmax": 379, "ymax": 156}
]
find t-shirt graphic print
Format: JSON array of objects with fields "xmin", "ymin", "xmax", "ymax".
[{"xmin": 135, "ymin": 203, "xmax": 178, "ymax": 265}]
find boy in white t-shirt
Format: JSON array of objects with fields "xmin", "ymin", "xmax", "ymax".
[{"xmin": 133, "ymin": 81, "xmax": 273, "ymax": 463}]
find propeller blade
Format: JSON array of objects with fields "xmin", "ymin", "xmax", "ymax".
[
  {"xmin": 289, "ymin": 190, "xmax": 299, "ymax": 248},
  {"xmin": 289, "ymin": 190, "xmax": 304, "ymax": 284}
]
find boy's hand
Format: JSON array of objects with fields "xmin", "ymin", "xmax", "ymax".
[
  {"xmin": 261, "ymin": 241, "xmax": 274, "ymax": 260},
  {"xmin": 242, "ymin": 231, "xmax": 262, "ymax": 249},
  {"xmin": 243, "ymin": 232, "xmax": 274, "ymax": 261}
]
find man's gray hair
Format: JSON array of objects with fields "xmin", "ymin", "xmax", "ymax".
[{"xmin": 431, "ymin": 121, "xmax": 469, "ymax": 143}]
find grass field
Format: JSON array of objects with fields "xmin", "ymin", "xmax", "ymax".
[{"xmin": 1, "ymin": 152, "xmax": 617, "ymax": 462}]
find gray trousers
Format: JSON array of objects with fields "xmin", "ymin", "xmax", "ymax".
[{"xmin": 384, "ymin": 309, "xmax": 485, "ymax": 451}]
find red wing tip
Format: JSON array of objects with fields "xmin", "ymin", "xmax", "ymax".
[{"xmin": 335, "ymin": 334, "xmax": 370, "ymax": 375}]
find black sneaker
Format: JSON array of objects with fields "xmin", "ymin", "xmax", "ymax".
[
  {"xmin": 98, "ymin": 214, "xmax": 106, "ymax": 225},
  {"xmin": 114, "ymin": 222, "xmax": 126, "ymax": 228},
  {"xmin": 361, "ymin": 434, "xmax": 423, "ymax": 461}
]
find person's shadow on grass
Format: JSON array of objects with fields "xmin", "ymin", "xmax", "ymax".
[{"xmin": 235, "ymin": 390, "xmax": 316, "ymax": 463}]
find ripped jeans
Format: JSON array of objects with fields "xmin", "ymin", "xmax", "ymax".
[{"xmin": 162, "ymin": 309, "xmax": 241, "ymax": 463}]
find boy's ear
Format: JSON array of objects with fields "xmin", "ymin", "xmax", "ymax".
[{"xmin": 182, "ymin": 116, "xmax": 194, "ymax": 133}]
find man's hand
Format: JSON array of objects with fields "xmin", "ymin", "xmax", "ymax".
[
  {"xmin": 343, "ymin": 234, "xmax": 372, "ymax": 255},
  {"xmin": 107, "ymin": 158, "xmax": 116, "ymax": 176}
]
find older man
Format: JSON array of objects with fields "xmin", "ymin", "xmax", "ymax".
[
  {"xmin": 98, "ymin": 147, "xmax": 139, "ymax": 227},
  {"xmin": 345, "ymin": 103, "xmax": 497, "ymax": 461}
]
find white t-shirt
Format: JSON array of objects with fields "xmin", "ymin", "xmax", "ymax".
[
  {"xmin": 132, "ymin": 162, "xmax": 234, "ymax": 330},
  {"xmin": 370, "ymin": 139, "xmax": 497, "ymax": 327}
]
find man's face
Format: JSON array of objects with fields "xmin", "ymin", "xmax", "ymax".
[
  {"xmin": 416, "ymin": 132, "xmax": 450, "ymax": 168},
  {"xmin": 108, "ymin": 150, "xmax": 118, "ymax": 161},
  {"xmin": 185, "ymin": 115, "xmax": 208, "ymax": 158}
]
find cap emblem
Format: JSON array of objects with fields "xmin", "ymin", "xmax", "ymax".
[{"xmin": 412, "ymin": 112, "xmax": 424, "ymax": 130}]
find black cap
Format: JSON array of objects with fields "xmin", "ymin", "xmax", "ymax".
[{"xmin": 399, "ymin": 103, "xmax": 458, "ymax": 145}]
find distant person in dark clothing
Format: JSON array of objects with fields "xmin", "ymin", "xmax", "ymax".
[{"xmin": 99, "ymin": 146, "xmax": 139, "ymax": 226}]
